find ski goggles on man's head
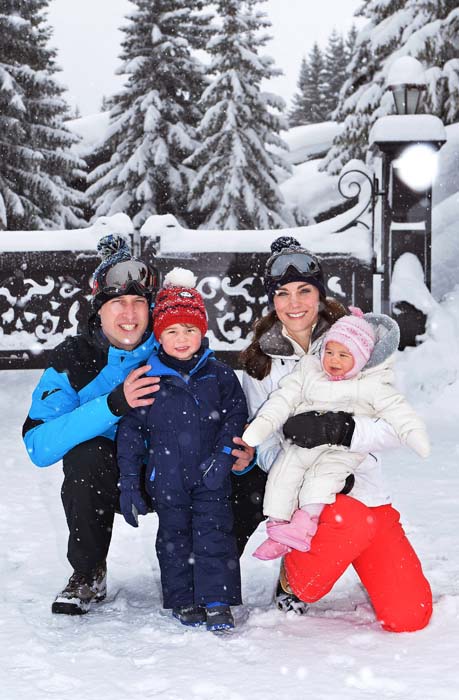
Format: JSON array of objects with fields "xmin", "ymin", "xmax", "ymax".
[
  {"xmin": 266, "ymin": 249, "xmax": 322, "ymax": 280},
  {"xmin": 92, "ymin": 258, "xmax": 158, "ymax": 297}
]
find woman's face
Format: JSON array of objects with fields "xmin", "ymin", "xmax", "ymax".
[{"xmin": 273, "ymin": 281, "xmax": 320, "ymax": 335}]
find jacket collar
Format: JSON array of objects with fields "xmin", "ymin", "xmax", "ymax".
[
  {"xmin": 106, "ymin": 332, "xmax": 158, "ymax": 363},
  {"xmin": 259, "ymin": 317, "xmax": 331, "ymax": 360},
  {"xmin": 147, "ymin": 342, "xmax": 214, "ymax": 379}
]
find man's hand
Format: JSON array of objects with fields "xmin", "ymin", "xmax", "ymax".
[
  {"xmin": 123, "ymin": 365, "xmax": 160, "ymax": 408},
  {"xmin": 231, "ymin": 436, "xmax": 255, "ymax": 472}
]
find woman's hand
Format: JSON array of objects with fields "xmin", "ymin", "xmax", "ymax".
[
  {"xmin": 283, "ymin": 411, "xmax": 355, "ymax": 448},
  {"xmin": 231, "ymin": 436, "xmax": 255, "ymax": 471}
]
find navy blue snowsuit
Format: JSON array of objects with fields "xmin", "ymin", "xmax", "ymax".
[{"xmin": 117, "ymin": 342, "xmax": 248, "ymax": 608}]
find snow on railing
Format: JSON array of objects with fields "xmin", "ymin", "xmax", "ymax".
[{"xmin": 0, "ymin": 213, "xmax": 134, "ymax": 252}]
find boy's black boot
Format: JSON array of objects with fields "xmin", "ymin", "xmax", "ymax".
[
  {"xmin": 52, "ymin": 563, "xmax": 107, "ymax": 615},
  {"xmin": 206, "ymin": 604, "xmax": 235, "ymax": 631},
  {"xmin": 172, "ymin": 605, "xmax": 206, "ymax": 627}
]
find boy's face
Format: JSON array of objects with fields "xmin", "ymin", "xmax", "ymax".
[
  {"xmin": 323, "ymin": 341, "xmax": 354, "ymax": 378},
  {"xmin": 160, "ymin": 323, "xmax": 202, "ymax": 360}
]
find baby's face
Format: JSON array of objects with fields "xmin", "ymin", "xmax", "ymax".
[{"xmin": 323, "ymin": 341, "xmax": 354, "ymax": 378}]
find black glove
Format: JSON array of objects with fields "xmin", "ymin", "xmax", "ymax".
[{"xmin": 283, "ymin": 411, "xmax": 355, "ymax": 449}]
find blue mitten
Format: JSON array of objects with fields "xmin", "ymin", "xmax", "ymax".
[
  {"xmin": 200, "ymin": 450, "xmax": 234, "ymax": 490},
  {"xmin": 118, "ymin": 475, "xmax": 149, "ymax": 528}
]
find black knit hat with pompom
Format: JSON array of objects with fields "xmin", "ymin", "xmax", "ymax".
[
  {"xmin": 91, "ymin": 234, "xmax": 156, "ymax": 310},
  {"xmin": 264, "ymin": 235, "xmax": 326, "ymax": 302},
  {"xmin": 270, "ymin": 235, "xmax": 301, "ymax": 254}
]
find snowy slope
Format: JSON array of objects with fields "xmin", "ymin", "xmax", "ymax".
[
  {"xmin": 3, "ymin": 299, "xmax": 459, "ymax": 700},
  {"xmin": 280, "ymin": 159, "xmax": 342, "ymax": 223},
  {"xmin": 280, "ymin": 123, "xmax": 343, "ymax": 165}
]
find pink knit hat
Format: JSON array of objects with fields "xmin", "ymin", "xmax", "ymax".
[{"xmin": 321, "ymin": 307, "xmax": 375, "ymax": 380}]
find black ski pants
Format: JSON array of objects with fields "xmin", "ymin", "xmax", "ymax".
[
  {"xmin": 61, "ymin": 437, "xmax": 121, "ymax": 576},
  {"xmin": 230, "ymin": 466, "xmax": 267, "ymax": 557}
]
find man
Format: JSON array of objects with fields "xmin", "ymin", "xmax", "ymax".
[
  {"xmin": 23, "ymin": 234, "xmax": 161, "ymax": 614},
  {"xmin": 23, "ymin": 234, "xmax": 253, "ymax": 616}
]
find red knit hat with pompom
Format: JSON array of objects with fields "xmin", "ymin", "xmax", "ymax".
[{"xmin": 153, "ymin": 267, "xmax": 208, "ymax": 339}]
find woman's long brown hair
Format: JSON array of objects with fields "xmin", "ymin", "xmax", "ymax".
[{"xmin": 240, "ymin": 297, "xmax": 348, "ymax": 380}]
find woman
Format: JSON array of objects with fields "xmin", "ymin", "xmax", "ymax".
[{"xmin": 237, "ymin": 236, "xmax": 432, "ymax": 632}]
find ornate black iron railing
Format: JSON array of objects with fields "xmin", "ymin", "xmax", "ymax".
[{"xmin": 0, "ymin": 242, "xmax": 372, "ymax": 370}]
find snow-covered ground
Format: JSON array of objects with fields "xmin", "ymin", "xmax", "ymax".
[{"xmin": 3, "ymin": 286, "xmax": 459, "ymax": 700}]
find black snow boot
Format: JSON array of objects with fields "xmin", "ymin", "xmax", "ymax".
[
  {"xmin": 275, "ymin": 579, "xmax": 309, "ymax": 615},
  {"xmin": 206, "ymin": 604, "xmax": 235, "ymax": 632},
  {"xmin": 51, "ymin": 563, "xmax": 107, "ymax": 615},
  {"xmin": 172, "ymin": 605, "xmax": 206, "ymax": 627}
]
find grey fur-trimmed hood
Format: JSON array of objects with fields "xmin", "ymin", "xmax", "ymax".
[
  {"xmin": 315, "ymin": 312, "xmax": 400, "ymax": 370},
  {"xmin": 363, "ymin": 312, "xmax": 400, "ymax": 369}
]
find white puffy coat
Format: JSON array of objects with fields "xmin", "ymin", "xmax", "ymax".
[
  {"xmin": 242, "ymin": 314, "xmax": 411, "ymax": 507},
  {"xmin": 243, "ymin": 348, "xmax": 429, "ymax": 518},
  {"xmin": 245, "ymin": 354, "xmax": 429, "ymax": 456}
]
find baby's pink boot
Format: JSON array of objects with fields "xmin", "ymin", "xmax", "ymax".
[
  {"xmin": 268, "ymin": 509, "xmax": 318, "ymax": 552},
  {"xmin": 253, "ymin": 538, "xmax": 291, "ymax": 560}
]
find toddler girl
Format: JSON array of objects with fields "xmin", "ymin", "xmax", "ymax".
[{"xmin": 242, "ymin": 308, "xmax": 430, "ymax": 560}]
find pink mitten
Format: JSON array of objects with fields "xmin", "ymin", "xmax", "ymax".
[
  {"xmin": 266, "ymin": 518, "xmax": 288, "ymax": 538},
  {"xmin": 253, "ymin": 538, "xmax": 291, "ymax": 560},
  {"xmin": 269, "ymin": 509, "xmax": 319, "ymax": 551}
]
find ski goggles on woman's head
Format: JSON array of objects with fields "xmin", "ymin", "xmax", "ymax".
[
  {"xmin": 92, "ymin": 258, "xmax": 158, "ymax": 297},
  {"xmin": 264, "ymin": 247, "xmax": 326, "ymax": 301},
  {"xmin": 266, "ymin": 249, "xmax": 322, "ymax": 280}
]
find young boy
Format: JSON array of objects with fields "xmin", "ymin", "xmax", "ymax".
[
  {"xmin": 242, "ymin": 308, "xmax": 430, "ymax": 559},
  {"xmin": 117, "ymin": 268, "xmax": 248, "ymax": 631}
]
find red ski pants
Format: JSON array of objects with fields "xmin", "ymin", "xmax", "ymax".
[{"xmin": 284, "ymin": 495, "xmax": 432, "ymax": 632}]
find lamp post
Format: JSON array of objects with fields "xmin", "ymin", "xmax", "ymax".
[
  {"xmin": 369, "ymin": 56, "xmax": 446, "ymax": 347},
  {"xmin": 387, "ymin": 55, "xmax": 426, "ymax": 116}
]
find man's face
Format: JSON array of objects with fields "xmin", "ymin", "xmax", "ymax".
[{"xmin": 98, "ymin": 295, "xmax": 150, "ymax": 350}]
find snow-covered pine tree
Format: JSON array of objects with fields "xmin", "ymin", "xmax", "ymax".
[
  {"xmin": 324, "ymin": 0, "xmax": 459, "ymax": 174},
  {"xmin": 289, "ymin": 56, "xmax": 310, "ymax": 127},
  {"xmin": 323, "ymin": 0, "xmax": 410, "ymax": 174},
  {"xmin": 402, "ymin": 0, "xmax": 459, "ymax": 123},
  {"xmin": 290, "ymin": 31, "xmax": 350, "ymax": 127},
  {"xmin": 0, "ymin": 0, "xmax": 85, "ymax": 230},
  {"xmin": 289, "ymin": 42, "xmax": 328, "ymax": 126},
  {"xmin": 323, "ymin": 30, "xmax": 348, "ymax": 120},
  {"xmin": 303, "ymin": 43, "xmax": 328, "ymax": 123},
  {"xmin": 86, "ymin": 0, "xmax": 211, "ymax": 228},
  {"xmin": 185, "ymin": 0, "xmax": 293, "ymax": 230},
  {"xmin": 345, "ymin": 24, "xmax": 358, "ymax": 62}
]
